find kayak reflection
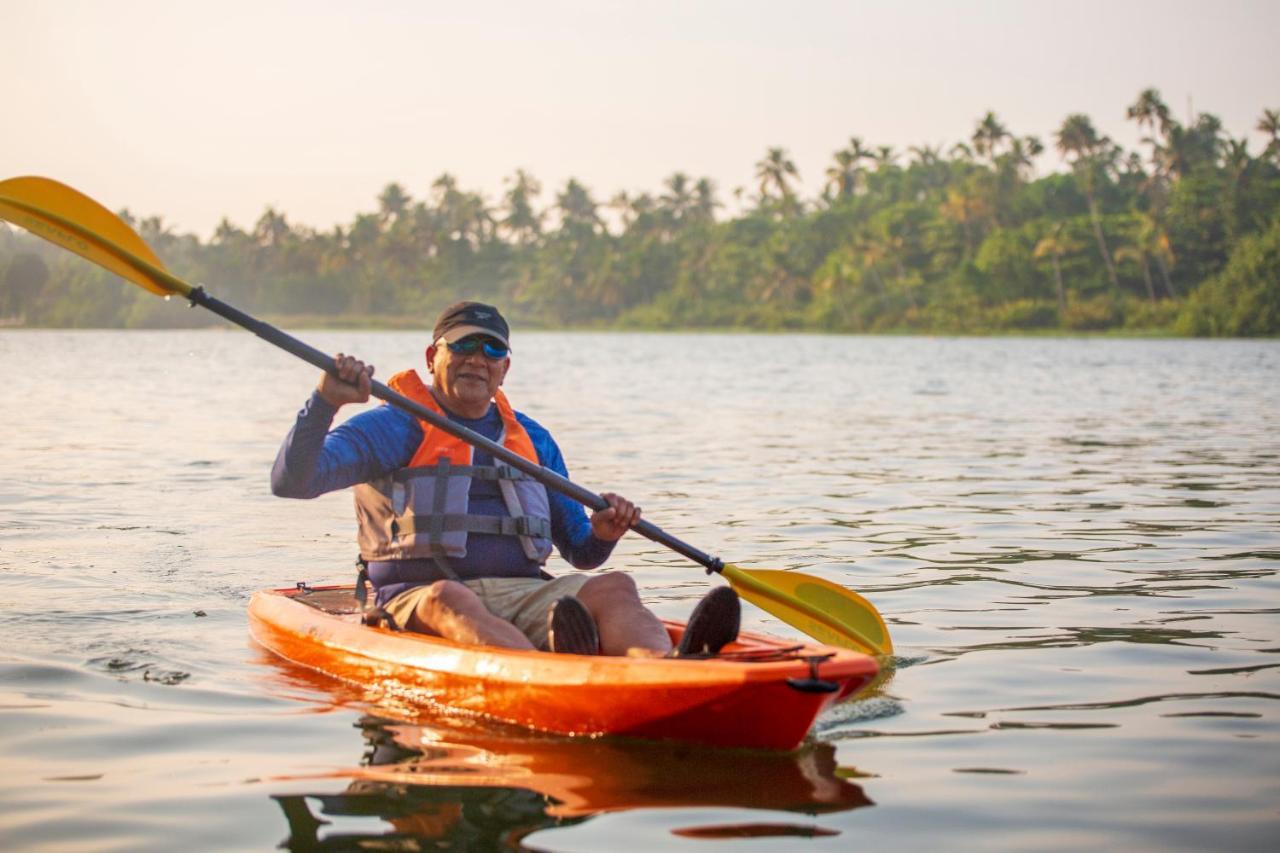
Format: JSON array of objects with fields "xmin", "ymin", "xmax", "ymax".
[{"xmin": 272, "ymin": 714, "xmax": 872, "ymax": 849}]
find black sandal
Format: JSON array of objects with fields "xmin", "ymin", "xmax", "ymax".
[
  {"xmin": 676, "ymin": 586, "xmax": 741, "ymax": 657},
  {"xmin": 547, "ymin": 595, "xmax": 600, "ymax": 655}
]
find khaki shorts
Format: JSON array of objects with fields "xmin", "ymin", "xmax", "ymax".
[{"xmin": 382, "ymin": 574, "xmax": 591, "ymax": 651}]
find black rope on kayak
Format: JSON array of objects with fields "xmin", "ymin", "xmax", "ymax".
[
  {"xmin": 713, "ymin": 644, "xmax": 807, "ymax": 663},
  {"xmin": 355, "ymin": 557, "xmax": 402, "ymax": 631},
  {"xmin": 354, "ymin": 558, "xmax": 370, "ymax": 608}
]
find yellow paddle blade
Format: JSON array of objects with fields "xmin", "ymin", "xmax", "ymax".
[
  {"xmin": 0, "ymin": 175, "xmax": 186, "ymax": 297},
  {"xmin": 722, "ymin": 565, "xmax": 893, "ymax": 657}
]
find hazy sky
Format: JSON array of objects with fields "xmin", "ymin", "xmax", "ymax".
[{"xmin": 5, "ymin": 0, "xmax": 1278, "ymax": 238}]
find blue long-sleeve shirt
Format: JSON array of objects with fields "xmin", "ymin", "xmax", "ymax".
[{"xmin": 272, "ymin": 391, "xmax": 615, "ymax": 602}]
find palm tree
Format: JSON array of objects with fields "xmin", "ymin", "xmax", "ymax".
[
  {"xmin": 949, "ymin": 141, "xmax": 976, "ymax": 163},
  {"xmin": 1113, "ymin": 245, "xmax": 1155, "ymax": 302},
  {"xmin": 1221, "ymin": 137, "xmax": 1252, "ymax": 240},
  {"xmin": 1034, "ymin": 223, "xmax": 1083, "ymax": 317},
  {"xmin": 660, "ymin": 172, "xmax": 695, "ymax": 224},
  {"xmin": 458, "ymin": 191, "xmax": 495, "ymax": 245},
  {"xmin": 991, "ymin": 135, "xmax": 1045, "ymax": 191},
  {"xmin": 253, "ymin": 207, "xmax": 291, "ymax": 249},
  {"xmin": 907, "ymin": 144, "xmax": 949, "ymax": 194},
  {"xmin": 347, "ymin": 213, "xmax": 382, "ymax": 257},
  {"xmin": 1127, "ymin": 88, "xmax": 1173, "ymax": 162},
  {"xmin": 138, "ymin": 216, "xmax": 176, "ymax": 254},
  {"xmin": 377, "ymin": 183, "xmax": 411, "ymax": 227},
  {"xmin": 430, "ymin": 173, "xmax": 463, "ymax": 240},
  {"xmin": 1055, "ymin": 113, "xmax": 1121, "ymax": 293},
  {"xmin": 845, "ymin": 136, "xmax": 876, "ymax": 169},
  {"xmin": 407, "ymin": 203, "xmax": 442, "ymax": 259},
  {"xmin": 1014, "ymin": 136, "xmax": 1044, "ymax": 175},
  {"xmin": 556, "ymin": 179, "xmax": 602, "ymax": 233},
  {"xmin": 500, "ymin": 169, "xmax": 543, "ymax": 246},
  {"xmin": 691, "ymin": 178, "xmax": 719, "ymax": 223},
  {"xmin": 1258, "ymin": 109, "xmax": 1280, "ymax": 162},
  {"xmin": 873, "ymin": 146, "xmax": 898, "ymax": 168},
  {"xmin": 971, "ymin": 111, "xmax": 1010, "ymax": 165},
  {"xmin": 1156, "ymin": 113, "xmax": 1225, "ymax": 179},
  {"xmin": 607, "ymin": 190, "xmax": 635, "ymax": 232},
  {"xmin": 428, "ymin": 174, "xmax": 491, "ymax": 246},
  {"xmin": 908, "ymin": 144, "xmax": 941, "ymax": 166},
  {"xmin": 1129, "ymin": 88, "xmax": 1172, "ymax": 134},
  {"xmin": 1114, "ymin": 213, "xmax": 1178, "ymax": 302},
  {"xmin": 825, "ymin": 148, "xmax": 862, "ymax": 201},
  {"xmin": 1135, "ymin": 212, "xmax": 1176, "ymax": 298},
  {"xmin": 755, "ymin": 147, "xmax": 800, "ymax": 207},
  {"xmin": 824, "ymin": 137, "xmax": 875, "ymax": 202},
  {"xmin": 431, "ymin": 173, "xmax": 459, "ymax": 200},
  {"xmin": 213, "ymin": 217, "xmax": 247, "ymax": 246}
]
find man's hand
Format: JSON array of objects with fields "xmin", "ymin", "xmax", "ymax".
[
  {"xmin": 317, "ymin": 353, "xmax": 374, "ymax": 408},
  {"xmin": 590, "ymin": 492, "xmax": 641, "ymax": 541}
]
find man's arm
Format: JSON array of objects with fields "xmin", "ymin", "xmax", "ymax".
[
  {"xmin": 271, "ymin": 392, "xmax": 422, "ymax": 499},
  {"xmin": 520, "ymin": 415, "xmax": 632, "ymax": 569}
]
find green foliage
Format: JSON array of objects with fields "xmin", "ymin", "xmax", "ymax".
[
  {"xmin": 1121, "ymin": 296, "xmax": 1181, "ymax": 331},
  {"xmin": 989, "ymin": 299, "xmax": 1060, "ymax": 330},
  {"xmin": 4, "ymin": 94, "xmax": 1280, "ymax": 335},
  {"xmin": 974, "ymin": 227, "xmax": 1040, "ymax": 304},
  {"xmin": 0, "ymin": 251, "xmax": 48, "ymax": 319},
  {"xmin": 1176, "ymin": 216, "xmax": 1280, "ymax": 336},
  {"xmin": 1061, "ymin": 294, "xmax": 1121, "ymax": 330}
]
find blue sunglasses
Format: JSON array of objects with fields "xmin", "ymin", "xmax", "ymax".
[{"xmin": 445, "ymin": 336, "xmax": 510, "ymax": 360}]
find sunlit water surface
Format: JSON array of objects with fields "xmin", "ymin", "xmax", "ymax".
[{"xmin": 2, "ymin": 330, "xmax": 1277, "ymax": 850}]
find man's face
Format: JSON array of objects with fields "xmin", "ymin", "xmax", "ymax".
[{"xmin": 426, "ymin": 335, "xmax": 510, "ymax": 415}]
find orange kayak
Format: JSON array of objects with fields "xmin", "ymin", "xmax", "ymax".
[{"xmin": 249, "ymin": 584, "xmax": 879, "ymax": 751}]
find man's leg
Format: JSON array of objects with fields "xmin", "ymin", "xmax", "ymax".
[
  {"xmin": 577, "ymin": 572, "xmax": 673, "ymax": 657},
  {"xmin": 396, "ymin": 580, "xmax": 535, "ymax": 650}
]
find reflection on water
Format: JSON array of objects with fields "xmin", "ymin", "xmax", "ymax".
[
  {"xmin": 2, "ymin": 331, "xmax": 1279, "ymax": 850},
  {"xmin": 271, "ymin": 713, "xmax": 870, "ymax": 849},
  {"xmin": 262, "ymin": 654, "xmax": 872, "ymax": 848}
]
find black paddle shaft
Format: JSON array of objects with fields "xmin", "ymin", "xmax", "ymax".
[{"xmin": 186, "ymin": 286, "xmax": 725, "ymax": 574}]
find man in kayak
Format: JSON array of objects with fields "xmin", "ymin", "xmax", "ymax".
[{"xmin": 272, "ymin": 301, "xmax": 739, "ymax": 657}]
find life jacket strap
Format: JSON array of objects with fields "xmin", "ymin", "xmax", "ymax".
[
  {"xmin": 430, "ymin": 553, "xmax": 462, "ymax": 582},
  {"xmin": 391, "ymin": 463, "xmax": 533, "ymax": 483},
  {"xmin": 497, "ymin": 474, "xmax": 541, "ymax": 560},
  {"xmin": 429, "ymin": 457, "xmax": 451, "ymax": 546},
  {"xmin": 394, "ymin": 513, "xmax": 552, "ymax": 539}
]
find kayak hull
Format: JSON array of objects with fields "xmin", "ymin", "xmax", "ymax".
[{"xmin": 249, "ymin": 584, "xmax": 878, "ymax": 751}]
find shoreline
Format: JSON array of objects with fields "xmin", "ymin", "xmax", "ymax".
[{"xmin": 0, "ymin": 318, "xmax": 1265, "ymax": 340}]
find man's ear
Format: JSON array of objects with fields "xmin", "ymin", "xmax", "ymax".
[{"xmin": 425, "ymin": 344, "xmax": 437, "ymax": 374}]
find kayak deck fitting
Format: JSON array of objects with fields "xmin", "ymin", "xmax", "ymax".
[{"xmin": 249, "ymin": 584, "xmax": 879, "ymax": 751}]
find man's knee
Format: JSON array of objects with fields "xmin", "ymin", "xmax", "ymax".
[
  {"xmin": 416, "ymin": 580, "xmax": 480, "ymax": 618},
  {"xmin": 579, "ymin": 571, "xmax": 641, "ymax": 607}
]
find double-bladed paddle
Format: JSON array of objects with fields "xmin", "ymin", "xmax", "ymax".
[{"xmin": 0, "ymin": 175, "xmax": 892, "ymax": 656}]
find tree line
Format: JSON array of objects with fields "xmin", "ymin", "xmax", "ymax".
[{"xmin": 3, "ymin": 89, "xmax": 1278, "ymax": 335}]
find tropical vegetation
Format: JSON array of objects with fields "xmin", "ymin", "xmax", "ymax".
[{"xmin": 3, "ymin": 90, "xmax": 1278, "ymax": 335}]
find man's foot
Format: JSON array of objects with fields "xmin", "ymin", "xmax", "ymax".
[
  {"xmin": 676, "ymin": 586, "xmax": 741, "ymax": 657},
  {"xmin": 547, "ymin": 595, "xmax": 600, "ymax": 655}
]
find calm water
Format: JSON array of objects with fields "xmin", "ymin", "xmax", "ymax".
[{"xmin": 1, "ymin": 329, "xmax": 1277, "ymax": 851}]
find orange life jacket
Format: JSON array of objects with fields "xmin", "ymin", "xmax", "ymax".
[{"xmin": 353, "ymin": 369, "xmax": 553, "ymax": 570}]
